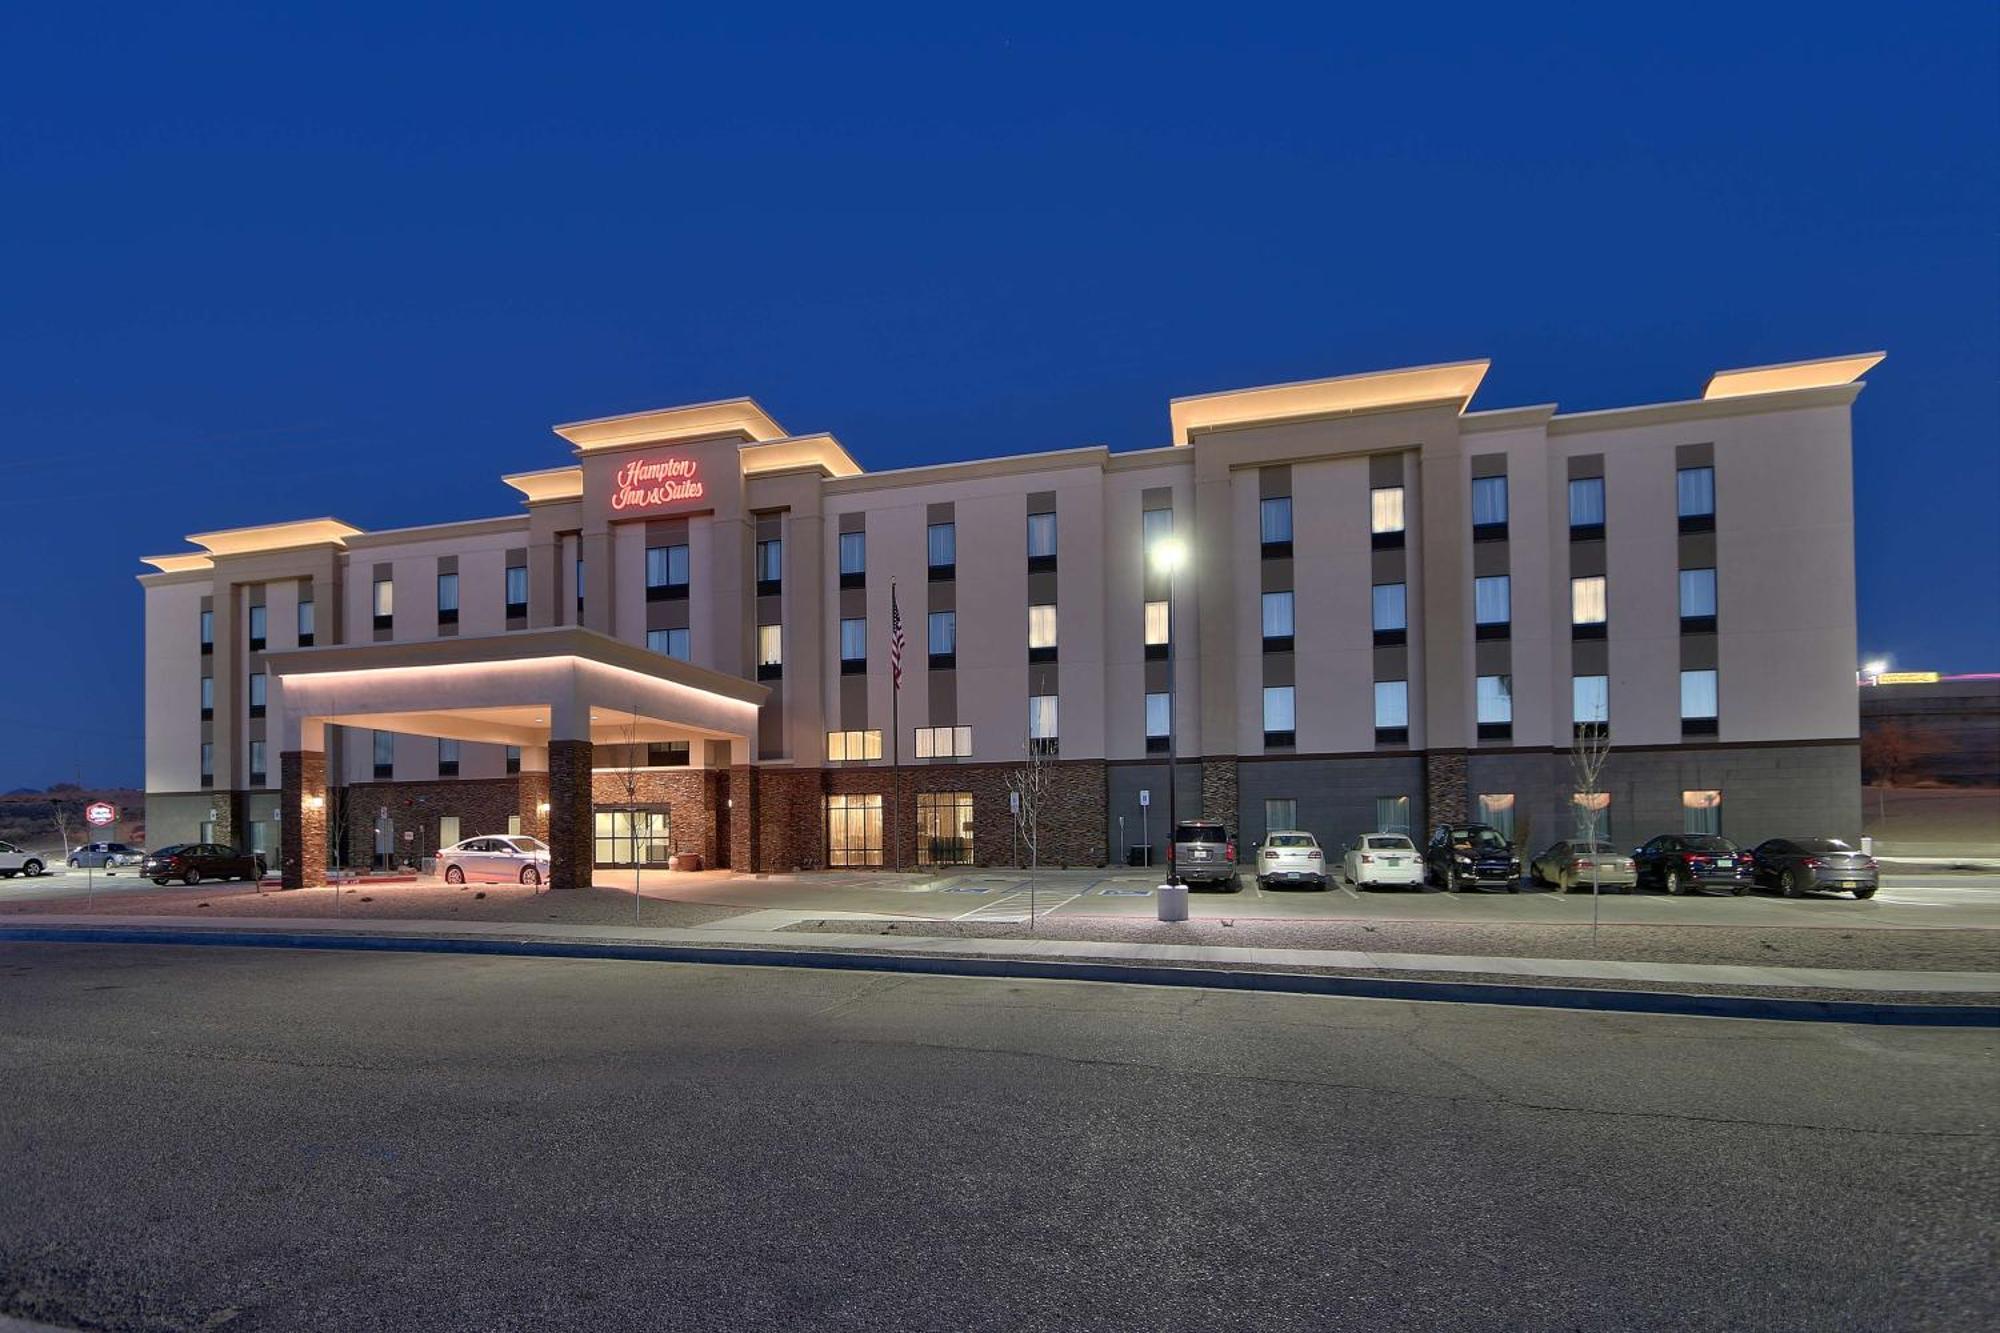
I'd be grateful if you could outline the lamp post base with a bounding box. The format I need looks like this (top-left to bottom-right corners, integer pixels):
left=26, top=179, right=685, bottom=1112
left=1156, top=881, right=1189, bottom=922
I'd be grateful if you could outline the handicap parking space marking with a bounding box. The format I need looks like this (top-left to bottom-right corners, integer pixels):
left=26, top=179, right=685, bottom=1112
left=1097, top=886, right=1153, bottom=897
left=937, top=885, right=992, bottom=894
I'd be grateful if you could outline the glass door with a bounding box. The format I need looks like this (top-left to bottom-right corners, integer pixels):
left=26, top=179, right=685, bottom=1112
left=916, top=792, right=973, bottom=866
left=593, top=809, right=673, bottom=866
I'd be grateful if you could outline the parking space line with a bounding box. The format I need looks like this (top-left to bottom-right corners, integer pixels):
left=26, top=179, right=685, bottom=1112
left=952, top=891, right=1023, bottom=921
left=1035, top=890, right=1086, bottom=918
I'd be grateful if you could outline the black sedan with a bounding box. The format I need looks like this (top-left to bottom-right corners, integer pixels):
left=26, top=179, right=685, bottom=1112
left=1631, top=834, right=1754, bottom=896
left=1750, top=838, right=1879, bottom=899
left=144, top=843, right=267, bottom=886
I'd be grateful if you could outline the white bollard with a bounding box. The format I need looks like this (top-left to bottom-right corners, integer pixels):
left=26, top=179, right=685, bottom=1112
left=1156, top=880, right=1189, bottom=922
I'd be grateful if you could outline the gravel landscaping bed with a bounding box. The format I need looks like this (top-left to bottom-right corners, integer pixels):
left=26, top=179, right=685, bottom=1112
left=0, top=881, right=745, bottom=930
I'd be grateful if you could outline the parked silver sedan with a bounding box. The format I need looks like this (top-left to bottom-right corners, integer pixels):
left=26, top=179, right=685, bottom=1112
left=1529, top=840, right=1637, bottom=893
left=437, top=836, right=552, bottom=886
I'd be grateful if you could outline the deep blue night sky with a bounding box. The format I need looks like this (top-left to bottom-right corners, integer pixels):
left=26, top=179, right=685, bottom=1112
left=2, top=4, right=1994, bottom=789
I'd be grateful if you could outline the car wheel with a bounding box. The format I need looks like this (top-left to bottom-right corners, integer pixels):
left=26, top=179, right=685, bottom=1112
left=1853, top=886, right=1877, bottom=900
left=1228, top=874, right=1243, bottom=893
left=1558, top=872, right=1576, bottom=893
left=520, top=865, right=541, bottom=887
left=153, top=878, right=168, bottom=886
left=22, top=860, right=42, bottom=877
left=1665, top=867, right=1686, bottom=896
left=1731, top=883, right=1749, bottom=897
left=1782, top=868, right=1804, bottom=899
left=183, top=869, right=201, bottom=886
left=445, top=865, right=465, bottom=885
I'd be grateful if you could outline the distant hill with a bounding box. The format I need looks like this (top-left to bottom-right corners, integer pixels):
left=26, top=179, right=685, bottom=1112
left=0, top=787, right=146, bottom=855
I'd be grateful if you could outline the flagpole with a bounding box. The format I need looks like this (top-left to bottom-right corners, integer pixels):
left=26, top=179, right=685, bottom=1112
left=890, top=578, right=902, bottom=874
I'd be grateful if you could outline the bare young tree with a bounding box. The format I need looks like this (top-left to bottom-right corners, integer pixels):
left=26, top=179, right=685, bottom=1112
left=48, top=795, right=76, bottom=864
left=1571, top=721, right=1614, bottom=941
left=611, top=702, right=647, bottom=923
left=1005, top=733, right=1054, bottom=929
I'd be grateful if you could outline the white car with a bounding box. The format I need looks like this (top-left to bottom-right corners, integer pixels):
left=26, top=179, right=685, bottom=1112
left=1342, top=833, right=1424, bottom=889
left=0, top=840, right=47, bottom=879
left=437, top=835, right=552, bottom=886
left=1255, top=831, right=1329, bottom=889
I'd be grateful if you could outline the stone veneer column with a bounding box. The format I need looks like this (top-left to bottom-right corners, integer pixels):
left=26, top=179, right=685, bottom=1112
left=279, top=750, right=327, bottom=890
left=546, top=739, right=595, bottom=889
left=1423, top=750, right=1469, bottom=831
left=1200, top=759, right=1239, bottom=829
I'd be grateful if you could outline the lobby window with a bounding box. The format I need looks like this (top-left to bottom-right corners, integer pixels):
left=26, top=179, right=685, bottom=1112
left=647, top=627, right=690, bottom=661
left=1028, top=694, right=1059, bottom=754
left=1679, top=567, right=1717, bottom=633
left=839, top=530, right=866, bottom=589
left=1264, top=798, right=1298, bottom=836
left=437, top=571, right=460, bottom=626
left=1375, top=795, right=1411, bottom=834
left=1262, top=591, right=1294, bottom=652
left=1471, top=475, right=1509, bottom=541
left=372, top=577, right=394, bottom=631
left=199, top=675, right=214, bottom=721
left=1681, top=669, right=1719, bottom=736
left=840, top=617, right=867, bottom=674
left=503, top=565, right=527, bottom=618
left=1476, top=674, right=1512, bottom=740
left=1370, top=486, right=1405, bottom=549
left=438, top=738, right=459, bottom=777
left=1572, top=792, right=1613, bottom=841
left=647, top=741, right=690, bottom=767
left=1477, top=793, right=1516, bottom=841
left=248, top=740, right=266, bottom=786
left=755, top=538, right=783, bottom=596
left=199, top=609, right=214, bottom=655
left=1027, top=510, right=1057, bottom=572
left=297, top=598, right=314, bottom=647
left=1262, top=685, right=1296, bottom=749
left=1142, top=507, right=1173, bottom=556
left=927, top=522, right=956, bottom=579
left=1569, top=476, right=1606, bottom=540
left=1573, top=674, right=1609, bottom=738
left=200, top=741, right=214, bottom=786
left=915, top=725, right=972, bottom=759
left=1678, top=466, right=1716, bottom=533
left=928, top=610, right=956, bottom=669
left=1027, top=604, right=1057, bottom=663
left=373, top=730, right=394, bottom=779
left=247, top=672, right=266, bottom=719
left=1372, top=582, right=1407, bottom=646
left=1374, top=680, right=1409, bottom=745
left=826, top=730, right=883, bottom=763
left=757, top=624, right=783, bottom=680
left=1683, top=789, right=1723, bottom=836
left=646, top=544, right=689, bottom=601
left=917, top=791, right=974, bottom=867
left=1144, top=600, right=1170, bottom=660
left=1259, top=496, right=1293, bottom=557
left=505, top=745, right=521, bottom=776
left=1474, top=575, right=1511, bottom=639
left=1571, top=575, right=1607, bottom=638
left=248, top=604, right=267, bottom=652
left=826, top=793, right=884, bottom=867
left=1145, top=691, right=1171, bottom=753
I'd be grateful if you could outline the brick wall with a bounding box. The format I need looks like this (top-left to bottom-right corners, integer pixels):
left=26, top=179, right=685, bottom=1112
left=546, top=740, right=593, bottom=889
left=589, top=768, right=714, bottom=860
left=278, top=750, right=326, bottom=889
left=341, top=777, right=520, bottom=866
left=823, top=759, right=1108, bottom=868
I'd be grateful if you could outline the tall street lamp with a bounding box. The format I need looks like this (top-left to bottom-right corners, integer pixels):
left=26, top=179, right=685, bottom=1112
left=1151, top=535, right=1188, bottom=891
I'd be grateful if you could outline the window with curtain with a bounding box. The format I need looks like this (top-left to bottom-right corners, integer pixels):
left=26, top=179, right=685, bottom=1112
left=248, top=740, right=266, bottom=780
left=755, top=539, right=782, bottom=585
left=1027, top=604, right=1057, bottom=650
left=373, top=731, right=393, bottom=776
left=1145, top=692, right=1170, bottom=738
left=200, top=742, right=214, bottom=779
left=914, top=726, right=973, bottom=759
left=927, top=522, right=956, bottom=569
left=373, top=579, right=394, bottom=617
left=1677, top=466, right=1715, bottom=518
left=505, top=565, right=529, bottom=609
left=1370, top=487, right=1405, bottom=534
left=437, top=739, right=459, bottom=776
left=199, top=676, right=213, bottom=714
left=297, top=600, right=314, bottom=642
left=1262, top=686, right=1295, bottom=733
left=1474, top=575, right=1511, bottom=626
left=248, top=604, right=267, bottom=646
left=826, top=794, right=884, bottom=867
left=1259, top=496, right=1293, bottom=546
left=1680, top=669, right=1719, bottom=720
left=247, top=673, right=266, bottom=715
left=825, top=731, right=883, bottom=762
left=1263, top=798, right=1297, bottom=835
left=1375, top=795, right=1411, bottom=833
left=757, top=624, right=783, bottom=667
left=1471, top=476, right=1508, bottom=527
left=436, top=572, right=459, bottom=613
left=1374, top=680, right=1409, bottom=728
left=1573, top=675, right=1609, bottom=724
left=1680, top=567, right=1717, bottom=619
left=1683, top=790, right=1722, bottom=835
left=1569, top=477, right=1605, bottom=529
left=839, top=618, right=867, bottom=662
left=928, top=610, right=955, bottom=656
left=199, top=609, right=214, bottom=647
left=1027, top=511, right=1057, bottom=559
left=1476, top=793, right=1515, bottom=840
left=1372, top=583, right=1407, bottom=631
left=647, top=628, right=690, bottom=660
left=1571, top=576, right=1607, bottom=625
left=1261, top=591, right=1294, bottom=639
left=839, top=530, right=866, bottom=576
left=1144, top=600, right=1170, bottom=646
left=646, top=545, right=689, bottom=589
left=1142, top=507, right=1173, bottom=552
left=1476, top=675, right=1513, bottom=724
left=1572, top=792, right=1613, bottom=840
left=1028, top=694, right=1059, bottom=740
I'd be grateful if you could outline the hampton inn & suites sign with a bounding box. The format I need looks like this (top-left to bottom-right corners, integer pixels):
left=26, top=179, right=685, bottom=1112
left=609, top=456, right=707, bottom=513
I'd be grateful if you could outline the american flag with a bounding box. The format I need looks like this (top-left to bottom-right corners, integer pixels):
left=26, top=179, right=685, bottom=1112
left=889, top=582, right=905, bottom=690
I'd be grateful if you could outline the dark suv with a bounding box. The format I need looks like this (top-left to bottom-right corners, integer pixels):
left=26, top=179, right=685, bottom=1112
left=1632, top=834, right=1753, bottom=896
left=1425, top=824, right=1522, bottom=891
left=1169, top=820, right=1240, bottom=890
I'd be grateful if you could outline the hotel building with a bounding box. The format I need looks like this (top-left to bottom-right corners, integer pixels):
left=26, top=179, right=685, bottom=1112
left=138, top=353, right=1880, bottom=888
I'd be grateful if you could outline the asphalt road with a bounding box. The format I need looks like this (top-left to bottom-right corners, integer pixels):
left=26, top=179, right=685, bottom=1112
left=2, top=944, right=1995, bottom=1332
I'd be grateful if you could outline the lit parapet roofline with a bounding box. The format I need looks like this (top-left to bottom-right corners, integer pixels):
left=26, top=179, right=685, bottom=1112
left=140, top=552, right=215, bottom=574
left=184, top=517, right=363, bottom=557
left=741, top=433, right=864, bottom=479
left=1169, top=359, right=1491, bottom=444
left=1703, top=351, right=1885, bottom=401
left=553, top=397, right=788, bottom=452
left=502, top=466, right=584, bottom=503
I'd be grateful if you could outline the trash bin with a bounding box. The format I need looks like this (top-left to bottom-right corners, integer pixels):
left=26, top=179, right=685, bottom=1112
left=1156, top=880, right=1189, bottom=922
left=1127, top=845, right=1154, bottom=868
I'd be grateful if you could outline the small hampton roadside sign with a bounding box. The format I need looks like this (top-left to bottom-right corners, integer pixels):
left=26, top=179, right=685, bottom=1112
left=85, top=801, right=118, bottom=828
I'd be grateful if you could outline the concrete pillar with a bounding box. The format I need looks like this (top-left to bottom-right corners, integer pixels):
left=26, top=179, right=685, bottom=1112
left=279, top=748, right=328, bottom=890
left=547, top=739, right=595, bottom=889
left=518, top=745, right=550, bottom=842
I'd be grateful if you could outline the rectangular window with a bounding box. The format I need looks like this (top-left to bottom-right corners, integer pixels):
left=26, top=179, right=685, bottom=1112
left=575, top=558, right=585, bottom=613
left=199, top=609, right=214, bottom=652
left=200, top=741, right=214, bottom=783
left=1569, top=476, right=1605, bottom=536
left=1261, top=685, right=1295, bottom=747
left=505, top=745, right=521, bottom=775
left=838, top=530, right=866, bottom=587
left=647, top=627, right=691, bottom=661
left=927, top=610, right=956, bottom=668
left=437, top=572, right=460, bottom=624
left=646, top=544, right=690, bottom=599
left=1679, top=567, right=1717, bottom=630
left=1474, top=575, right=1510, bottom=636
left=916, top=791, right=974, bottom=867
left=1144, top=600, right=1170, bottom=657
left=1375, top=795, right=1411, bottom=834
left=914, top=725, right=973, bottom=759
left=1681, top=669, right=1719, bottom=734
left=296, top=599, right=315, bottom=646
left=503, top=565, right=527, bottom=616
left=1027, top=604, right=1057, bottom=660
left=1682, top=790, right=1722, bottom=836
left=1374, top=680, right=1409, bottom=743
left=1471, top=475, right=1508, bottom=538
left=1372, top=582, right=1407, bottom=646
left=372, top=731, right=394, bottom=778
left=1027, top=511, right=1057, bottom=567
left=1142, top=507, right=1173, bottom=554
left=927, top=522, right=956, bottom=576
left=437, top=738, right=459, bottom=777
left=248, top=740, right=266, bottom=783
left=1571, top=575, right=1607, bottom=636
left=1259, top=496, right=1293, bottom=554
left=826, top=793, right=884, bottom=867
left=755, top=538, right=782, bottom=593
left=247, top=672, right=266, bottom=718
left=1476, top=675, right=1512, bottom=739
left=825, top=730, right=884, bottom=762
left=1261, top=590, right=1294, bottom=649
left=1370, top=486, right=1405, bottom=548
left=1145, top=691, right=1171, bottom=751
left=1572, top=792, right=1613, bottom=841
left=247, top=604, right=267, bottom=650
left=840, top=617, right=867, bottom=672
left=1678, top=465, right=1716, bottom=531
left=1263, top=798, right=1297, bottom=836
left=1477, top=793, right=1516, bottom=841
left=757, top=624, right=783, bottom=679
left=1028, top=694, right=1059, bottom=750
left=372, top=578, right=394, bottom=627
left=1573, top=675, right=1609, bottom=733
left=438, top=815, right=461, bottom=849
left=199, top=675, right=214, bottom=719
left=647, top=741, right=690, bottom=767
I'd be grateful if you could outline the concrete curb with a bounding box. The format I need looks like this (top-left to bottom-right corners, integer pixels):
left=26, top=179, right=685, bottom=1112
left=5, top=923, right=1996, bottom=1028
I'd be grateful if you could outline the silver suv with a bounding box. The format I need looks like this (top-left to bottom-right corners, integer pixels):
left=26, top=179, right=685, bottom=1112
left=1170, top=820, right=1240, bottom=890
